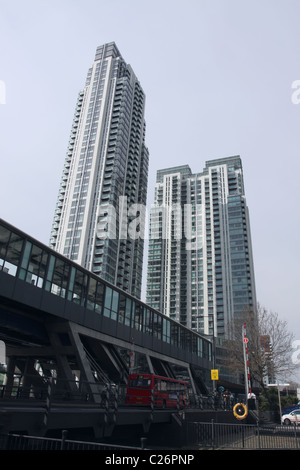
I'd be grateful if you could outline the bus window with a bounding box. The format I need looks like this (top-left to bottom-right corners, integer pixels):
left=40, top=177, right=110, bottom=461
left=126, top=373, right=188, bottom=409
left=129, top=375, right=151, bottom=388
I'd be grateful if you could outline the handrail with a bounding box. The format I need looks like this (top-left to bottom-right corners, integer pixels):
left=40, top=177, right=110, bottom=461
left=0, top=371, right=233, bottom=411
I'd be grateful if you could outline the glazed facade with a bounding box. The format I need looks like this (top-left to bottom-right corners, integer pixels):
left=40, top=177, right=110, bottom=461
left=146, top=156, right=256, bottom=339
left=50, top=43, right=148, bottom=299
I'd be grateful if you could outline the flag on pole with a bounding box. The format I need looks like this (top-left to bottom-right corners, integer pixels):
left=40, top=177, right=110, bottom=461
left=242, top=323, right=251, bottom=398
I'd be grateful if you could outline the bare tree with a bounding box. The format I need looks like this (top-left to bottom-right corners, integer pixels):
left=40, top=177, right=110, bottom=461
left=226, top=304, right=297, bottom=391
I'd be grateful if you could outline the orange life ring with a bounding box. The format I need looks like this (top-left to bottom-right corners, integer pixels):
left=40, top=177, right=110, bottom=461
left=233, top=402, right=248, bottom=420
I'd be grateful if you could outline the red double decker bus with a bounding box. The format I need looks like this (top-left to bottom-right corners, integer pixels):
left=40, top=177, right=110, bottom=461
left=126, top=373, right=189, bottom=409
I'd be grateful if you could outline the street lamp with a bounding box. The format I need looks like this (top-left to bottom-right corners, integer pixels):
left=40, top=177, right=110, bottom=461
left=267, top=383, right=290, bottom=422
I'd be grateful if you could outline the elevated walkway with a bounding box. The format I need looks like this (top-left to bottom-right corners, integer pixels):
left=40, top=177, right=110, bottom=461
left=0, top=218, right=216, bottom=437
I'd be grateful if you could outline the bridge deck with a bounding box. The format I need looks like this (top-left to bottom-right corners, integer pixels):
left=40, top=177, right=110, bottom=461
left=0, top=218, right=216, bottom=437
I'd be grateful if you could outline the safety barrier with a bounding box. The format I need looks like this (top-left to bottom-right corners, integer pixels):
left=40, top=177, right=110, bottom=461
left=187, top=420, right=300, bottom=449
left=0, top=431, right=147, bottom=450
left=0, top=372, right=235, bottom=412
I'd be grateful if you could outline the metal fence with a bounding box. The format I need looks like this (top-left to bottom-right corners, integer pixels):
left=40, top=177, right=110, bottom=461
left=0, top=372, right=234, bottom=412
left=0, top=432, right=147, bottom=451
left=2, top=424, right=300, bottom=450
left=187, top=420, right=300, bottom=449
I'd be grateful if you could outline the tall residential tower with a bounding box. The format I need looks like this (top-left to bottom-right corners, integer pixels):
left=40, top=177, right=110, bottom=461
left=50, top=42, right=149, bottom=298
left=146, top=156, right=256, bottom=339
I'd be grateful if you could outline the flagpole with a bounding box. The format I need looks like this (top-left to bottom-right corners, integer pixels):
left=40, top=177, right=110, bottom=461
left=242, top=323, right=250, bottom=402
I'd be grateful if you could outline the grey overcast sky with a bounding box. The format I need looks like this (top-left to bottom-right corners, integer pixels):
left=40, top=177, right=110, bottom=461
left=0, top=0, right=300, bottom=371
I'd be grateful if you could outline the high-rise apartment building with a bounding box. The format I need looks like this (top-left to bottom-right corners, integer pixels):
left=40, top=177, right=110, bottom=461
left=146, top=156, right=256, bottom=338
left=50, top=42, right=149, bottom=298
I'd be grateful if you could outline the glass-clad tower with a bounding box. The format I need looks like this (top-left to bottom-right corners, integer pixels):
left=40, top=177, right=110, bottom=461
left=146, top=156, right=256, bottom=338
left=50, top=42, right=149, bottom=299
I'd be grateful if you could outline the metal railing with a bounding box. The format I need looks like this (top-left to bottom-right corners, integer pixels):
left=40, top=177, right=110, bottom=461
left=2, top=423, right=300, bottom=450
left=0, top=372, right=232, bottom=412
left=0, top=373, right=121, bottom=404
left=187, top=420, right=300, bottom=450
left=0, top=431, right=148, bottom=451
